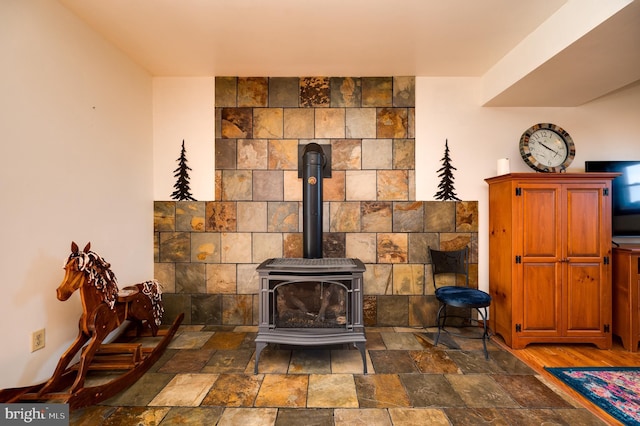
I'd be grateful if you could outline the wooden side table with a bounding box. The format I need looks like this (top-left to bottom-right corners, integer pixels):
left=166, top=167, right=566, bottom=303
left=612, top=245, right=640, bottom=351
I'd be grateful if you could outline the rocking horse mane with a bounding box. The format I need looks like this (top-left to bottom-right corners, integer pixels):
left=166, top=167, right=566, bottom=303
left=140, top=280, right=165, bottom=326
left=67, top=243, right=119, bottom=309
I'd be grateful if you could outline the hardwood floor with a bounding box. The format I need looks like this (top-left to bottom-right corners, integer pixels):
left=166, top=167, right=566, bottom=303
left=493, top=334, right=640, bottom=425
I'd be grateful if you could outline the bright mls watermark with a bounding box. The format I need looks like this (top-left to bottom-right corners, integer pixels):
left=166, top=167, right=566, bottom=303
left=0, top=404, right=68, bottom=425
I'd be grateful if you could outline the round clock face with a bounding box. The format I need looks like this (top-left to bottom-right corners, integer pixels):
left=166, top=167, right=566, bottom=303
left=519, top=123, right=575, bottom=172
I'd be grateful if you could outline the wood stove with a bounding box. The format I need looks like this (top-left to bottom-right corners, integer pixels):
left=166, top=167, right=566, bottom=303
left=254, top=143, right=367, bottom=374
left=254, top=257, right=367, bottom=374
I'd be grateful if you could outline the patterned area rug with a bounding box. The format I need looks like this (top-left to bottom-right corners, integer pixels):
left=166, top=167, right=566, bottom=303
left=545, top=367, right=640, bottom=425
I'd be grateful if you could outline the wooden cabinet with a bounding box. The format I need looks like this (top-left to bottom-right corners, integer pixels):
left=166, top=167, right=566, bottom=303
left=612, top=245, right=640, bottom=351
left=485, top=173, right=618, bottom=349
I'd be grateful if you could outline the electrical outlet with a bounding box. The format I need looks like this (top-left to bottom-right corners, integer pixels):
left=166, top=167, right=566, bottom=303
left=31, top=329, right=45, bottom=352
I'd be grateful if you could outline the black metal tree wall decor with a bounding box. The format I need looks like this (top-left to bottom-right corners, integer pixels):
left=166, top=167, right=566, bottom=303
left=171, top=139, right=196, bottom=201
left=434, top=139, right=461, bottom=201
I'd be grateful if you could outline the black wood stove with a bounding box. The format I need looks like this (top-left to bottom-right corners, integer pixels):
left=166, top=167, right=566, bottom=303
left=254, top=143, right=367, bottom=374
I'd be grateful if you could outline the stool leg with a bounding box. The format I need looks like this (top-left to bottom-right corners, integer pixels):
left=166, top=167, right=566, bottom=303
left=434, top=304, right=446, bottom=347
left=478, top=307, right=489, bottom=360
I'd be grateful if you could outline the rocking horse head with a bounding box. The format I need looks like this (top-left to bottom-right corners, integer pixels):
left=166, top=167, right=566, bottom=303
left=57, top=242, right=119, bottom=309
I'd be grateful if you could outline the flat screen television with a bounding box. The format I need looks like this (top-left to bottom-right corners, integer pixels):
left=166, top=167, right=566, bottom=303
left=585, top=160, right=640, bottom=237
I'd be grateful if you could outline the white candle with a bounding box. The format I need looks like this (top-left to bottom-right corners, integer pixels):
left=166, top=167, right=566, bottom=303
left=497, top=158, right=510, bottom=175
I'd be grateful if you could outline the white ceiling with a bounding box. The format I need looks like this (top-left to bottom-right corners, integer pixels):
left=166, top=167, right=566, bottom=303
left=59, top=0, right=640, bottom=106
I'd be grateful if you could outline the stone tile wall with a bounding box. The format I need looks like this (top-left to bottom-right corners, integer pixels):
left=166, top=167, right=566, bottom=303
left=154, top=76, right=478, bottom=327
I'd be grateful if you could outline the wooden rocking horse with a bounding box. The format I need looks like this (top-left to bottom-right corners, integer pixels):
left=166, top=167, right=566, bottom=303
left=0, top=242, right=183, bottom=410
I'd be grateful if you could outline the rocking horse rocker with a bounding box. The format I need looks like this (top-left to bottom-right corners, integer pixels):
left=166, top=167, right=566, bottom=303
left=0, top=242, right=183, bottom=410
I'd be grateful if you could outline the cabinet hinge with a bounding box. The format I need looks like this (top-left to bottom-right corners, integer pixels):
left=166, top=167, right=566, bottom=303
left=604, top=256, right=610, bottom=265
left=604, top=188, right=609, bottom=196
left=515, top=255, right=522, bottom=264
left=515, top=187, right=522, bottom=196
left=604, top=324, right=610, bottom=333
left=516, top=324, right=522, bottom=332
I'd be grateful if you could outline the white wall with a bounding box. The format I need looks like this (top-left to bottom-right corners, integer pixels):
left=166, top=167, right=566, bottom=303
left=416, top=77, right=640, bottom=291
left=0, top=0, right=153, bottom=388
left=153, top=78, right=215, bottom=201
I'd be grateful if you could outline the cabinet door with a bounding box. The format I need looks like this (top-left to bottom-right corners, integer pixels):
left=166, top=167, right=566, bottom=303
left=515, top=184, right=562, bottom=337
left=563, top=185, right=610, bottom=335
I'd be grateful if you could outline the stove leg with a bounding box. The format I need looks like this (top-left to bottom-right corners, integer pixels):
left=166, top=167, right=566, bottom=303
left=254, top=342, right=267, bottom=374
left=355, top=342, right=367, bottom=374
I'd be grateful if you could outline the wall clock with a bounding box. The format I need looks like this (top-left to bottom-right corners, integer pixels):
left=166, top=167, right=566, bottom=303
left=519, top=123, right=575, bottom=172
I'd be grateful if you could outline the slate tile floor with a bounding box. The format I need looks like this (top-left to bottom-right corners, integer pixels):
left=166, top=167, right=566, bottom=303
left=70, top=326, right=605, bottom=425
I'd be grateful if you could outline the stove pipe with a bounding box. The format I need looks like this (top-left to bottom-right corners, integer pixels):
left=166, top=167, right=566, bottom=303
left=302, top=143, right=325, bottom=258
